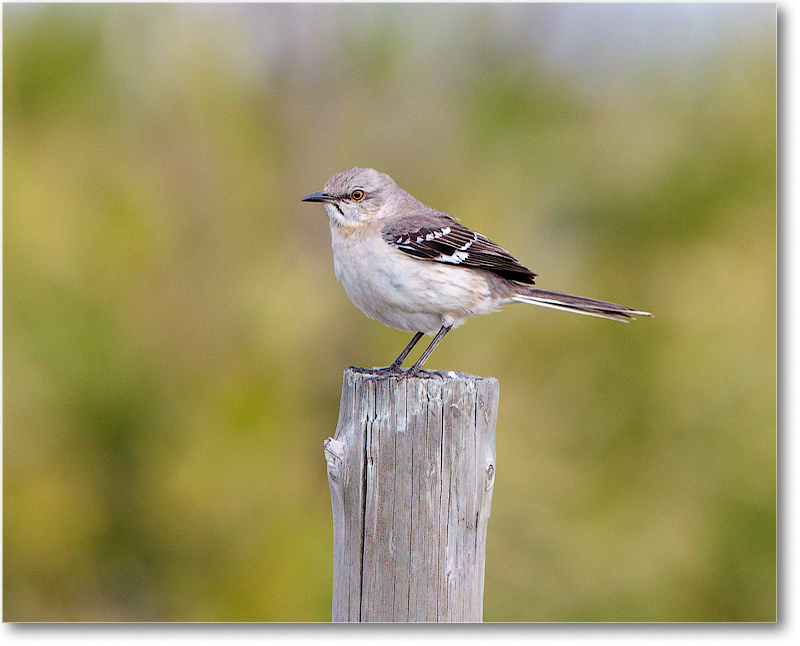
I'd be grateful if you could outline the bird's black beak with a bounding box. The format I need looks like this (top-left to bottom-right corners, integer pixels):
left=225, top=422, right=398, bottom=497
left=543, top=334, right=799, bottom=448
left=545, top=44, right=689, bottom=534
left=301, top=191, right=335, bottom=203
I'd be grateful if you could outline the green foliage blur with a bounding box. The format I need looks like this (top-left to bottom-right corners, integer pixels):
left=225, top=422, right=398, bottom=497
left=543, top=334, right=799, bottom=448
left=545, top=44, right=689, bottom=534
left=4, top=4, right=775, bottom=622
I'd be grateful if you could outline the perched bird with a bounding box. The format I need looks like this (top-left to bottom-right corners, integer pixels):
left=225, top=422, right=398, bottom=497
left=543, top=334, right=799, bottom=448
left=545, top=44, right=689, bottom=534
left=302, top=167, right=650, bottom=375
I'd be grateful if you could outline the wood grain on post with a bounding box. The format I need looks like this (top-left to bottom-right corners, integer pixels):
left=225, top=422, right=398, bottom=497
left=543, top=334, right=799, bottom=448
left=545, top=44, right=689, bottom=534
left=324, top=367, right=498, bottom=622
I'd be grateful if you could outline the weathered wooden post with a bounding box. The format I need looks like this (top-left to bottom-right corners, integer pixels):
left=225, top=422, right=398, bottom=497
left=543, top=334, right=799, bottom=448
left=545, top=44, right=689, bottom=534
left=324, top=367, right=498, bottom=622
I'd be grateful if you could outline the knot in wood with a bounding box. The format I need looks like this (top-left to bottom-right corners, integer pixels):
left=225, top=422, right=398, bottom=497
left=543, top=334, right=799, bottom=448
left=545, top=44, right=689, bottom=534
left=484, top=463, right=495, bottom=490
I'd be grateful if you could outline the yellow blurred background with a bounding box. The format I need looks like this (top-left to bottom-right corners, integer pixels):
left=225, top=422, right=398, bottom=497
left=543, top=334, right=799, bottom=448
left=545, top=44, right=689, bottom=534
left=3, top=4, right=775, bottom=621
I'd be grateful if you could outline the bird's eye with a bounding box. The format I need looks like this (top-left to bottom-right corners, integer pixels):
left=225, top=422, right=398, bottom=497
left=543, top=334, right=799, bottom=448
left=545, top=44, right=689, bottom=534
left=351, top=189, right=364, bottom=201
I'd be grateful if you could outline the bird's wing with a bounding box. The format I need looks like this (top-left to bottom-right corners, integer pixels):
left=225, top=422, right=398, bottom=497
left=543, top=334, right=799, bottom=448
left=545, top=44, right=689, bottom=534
left=381, top=212, right=537, bottom=284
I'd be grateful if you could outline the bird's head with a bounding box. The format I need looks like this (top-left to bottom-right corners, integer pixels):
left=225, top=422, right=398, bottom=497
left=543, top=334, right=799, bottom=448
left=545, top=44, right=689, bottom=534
left=302, top=167, right=402, bottom=228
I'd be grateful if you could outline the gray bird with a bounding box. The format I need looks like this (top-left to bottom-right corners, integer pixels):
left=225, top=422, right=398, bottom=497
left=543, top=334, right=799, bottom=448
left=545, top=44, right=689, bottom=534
left=303, top=167, right=651, bottom=375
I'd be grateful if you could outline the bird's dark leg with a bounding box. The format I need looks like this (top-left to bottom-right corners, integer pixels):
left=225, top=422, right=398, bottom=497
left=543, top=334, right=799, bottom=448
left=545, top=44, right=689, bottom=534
left=407, top=325, right=452, bottom=375
left=387, top=331, right=425, bottom=371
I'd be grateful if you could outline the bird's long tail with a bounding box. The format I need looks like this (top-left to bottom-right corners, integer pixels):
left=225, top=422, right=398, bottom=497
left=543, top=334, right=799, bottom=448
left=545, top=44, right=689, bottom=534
left=512, top=287, right=651, bottom=322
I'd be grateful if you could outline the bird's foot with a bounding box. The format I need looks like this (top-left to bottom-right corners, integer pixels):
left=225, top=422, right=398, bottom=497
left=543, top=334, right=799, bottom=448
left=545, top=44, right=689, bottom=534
left=349, top=364, right=404, bottom=376
left=348, top=364, right=438, bottom=378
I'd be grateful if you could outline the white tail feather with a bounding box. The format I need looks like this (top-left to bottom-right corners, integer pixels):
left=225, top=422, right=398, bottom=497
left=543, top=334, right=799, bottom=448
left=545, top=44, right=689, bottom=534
left=512, top=289, right=652, bottom=323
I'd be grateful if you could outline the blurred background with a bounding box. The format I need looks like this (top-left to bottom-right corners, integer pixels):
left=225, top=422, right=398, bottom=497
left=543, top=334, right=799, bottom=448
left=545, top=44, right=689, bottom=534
left=3, top=3, right=775, bottom=622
